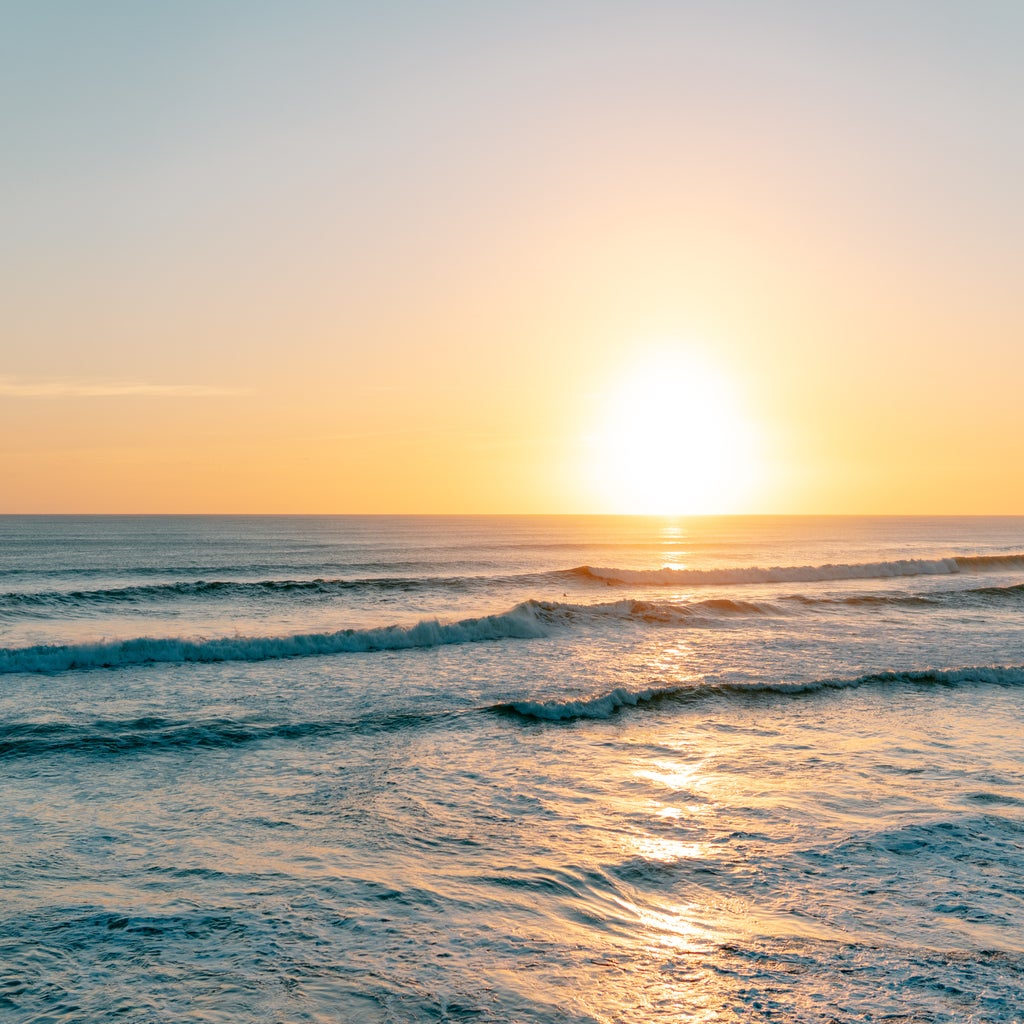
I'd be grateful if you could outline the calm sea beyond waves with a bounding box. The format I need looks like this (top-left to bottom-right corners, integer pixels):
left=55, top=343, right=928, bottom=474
left=2, top=515, right=1023, bottom=1022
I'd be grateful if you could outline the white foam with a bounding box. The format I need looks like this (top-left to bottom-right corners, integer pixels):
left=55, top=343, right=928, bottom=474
left=581, top=553, right=1024, bottom=587
left=499, top=665, right=1024, bottom=721
left=0, top=603, right=548, bottom=674
left=504, top=684, right=688, bottom=721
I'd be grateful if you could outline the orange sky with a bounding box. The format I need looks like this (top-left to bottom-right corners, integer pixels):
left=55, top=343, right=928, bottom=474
left=3, top=3, right=1023, bottom=513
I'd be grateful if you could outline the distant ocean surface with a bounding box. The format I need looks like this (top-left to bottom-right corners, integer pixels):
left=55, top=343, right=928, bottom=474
left=2, top=514, right=1023, bottom=1023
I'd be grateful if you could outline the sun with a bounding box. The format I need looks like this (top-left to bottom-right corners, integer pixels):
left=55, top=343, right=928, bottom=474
left=585, top=345, right=763, bottom=515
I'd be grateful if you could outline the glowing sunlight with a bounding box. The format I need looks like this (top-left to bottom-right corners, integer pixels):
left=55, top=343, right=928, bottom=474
left=586, top=347, right=763, bottom=515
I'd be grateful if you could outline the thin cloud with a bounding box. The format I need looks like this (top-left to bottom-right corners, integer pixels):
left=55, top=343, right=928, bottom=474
left=0, top=377, right=239, bottom=398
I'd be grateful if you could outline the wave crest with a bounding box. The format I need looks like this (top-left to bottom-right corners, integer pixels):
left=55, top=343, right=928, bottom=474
left=0, top=604, right=548, bottom=675
left=0, top=711, right=443, bottom=760
left=493, top=685, right=688, bottom=721
left=0, top=596, right=785, bottom=675
left=575, top=553, right=1024, bottom=587
left=493, top=665, right=1024, bottom=722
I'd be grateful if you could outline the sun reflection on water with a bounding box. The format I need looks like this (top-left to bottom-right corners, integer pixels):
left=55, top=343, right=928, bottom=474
left=636, top=902, right=717, bottom=954
left=634, top=759, right=706, bottom=794
left=658, top=520, right=691, bottom=570
left=632, top=835, right=706, bottom=863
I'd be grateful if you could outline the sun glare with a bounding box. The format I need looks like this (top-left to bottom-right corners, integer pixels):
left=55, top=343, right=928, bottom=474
left=586, top=346, right=762, bottom=515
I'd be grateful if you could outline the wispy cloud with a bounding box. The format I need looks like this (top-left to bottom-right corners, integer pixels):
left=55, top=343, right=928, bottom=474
left=0, top=377, right=239, bottom=398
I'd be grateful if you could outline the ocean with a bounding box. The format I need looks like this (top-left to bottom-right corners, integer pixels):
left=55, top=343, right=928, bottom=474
left=2, top=514, right=1022, bottom=1023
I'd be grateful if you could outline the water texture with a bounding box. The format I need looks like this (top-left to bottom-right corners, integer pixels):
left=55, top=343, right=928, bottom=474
left=2, top=515, right=1023, bottom=1022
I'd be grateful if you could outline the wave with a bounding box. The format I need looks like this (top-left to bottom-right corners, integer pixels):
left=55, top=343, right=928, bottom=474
left=0, top=597, right=783, bottom=675
left=11, top=576, right=1024, bottom=675
left=493, top=665, right=1024, bottom=722
left=0, top=559, right=464, bottom=581
left=0, top=575, right=479, bottom=613
left=0, top=570, right=584, bottom=617
left=6, top=665, right=1021, bottom=759
left=7, top=571, right=1024, bottom=674
left=493, top=684, right=690, bottom=721
left=785, top=581, right=1024, bottom=610
left=575, top=553, right=1024, bottom=587
left=6, top=553, right=1022, bottom=619
left=0, top=711, right=447, bottom=760
left=0, top=605, right=549, bottom=674
left=531, top=597, right=777, bottom=628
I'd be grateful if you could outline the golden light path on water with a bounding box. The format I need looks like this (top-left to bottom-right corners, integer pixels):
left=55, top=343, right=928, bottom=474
left=4, top=516, right=1024, bottom=1021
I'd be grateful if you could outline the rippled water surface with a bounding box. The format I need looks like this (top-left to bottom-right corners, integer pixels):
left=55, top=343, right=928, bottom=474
left=2, top=515, right=1023, bottom=1022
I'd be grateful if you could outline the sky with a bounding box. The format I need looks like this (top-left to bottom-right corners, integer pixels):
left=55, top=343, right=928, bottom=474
left=2, top=1, right=1022, bottom=514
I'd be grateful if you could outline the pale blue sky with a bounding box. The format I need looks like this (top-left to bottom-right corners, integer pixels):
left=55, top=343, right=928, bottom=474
left=3, top=1, right=1023, bottom=511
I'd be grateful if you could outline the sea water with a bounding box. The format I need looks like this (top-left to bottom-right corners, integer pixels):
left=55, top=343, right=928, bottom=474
left=2, top=515, right=1022, bottom=1023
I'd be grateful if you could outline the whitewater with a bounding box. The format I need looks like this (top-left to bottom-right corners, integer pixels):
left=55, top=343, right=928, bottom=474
left=2, top=515, right=1023, bottom=1022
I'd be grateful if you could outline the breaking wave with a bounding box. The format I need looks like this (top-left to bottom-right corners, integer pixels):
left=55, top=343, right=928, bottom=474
left=7, top=570, right=1024, bottom=675
left=493, top=684, right=689, bottom=721
left=0, top=604, right=549, bottom=674
left=8, top=575, right=1024, bottom=675
left=0, top=597, right=782, bottom=675
left=575, top=553, right=1024, bottom=587
left=785, top=581, right=1024, bottom=610
left=5, top=554, right=1022, bottom=624
left=493, top=665, right=1024, bottom=722
left=5, top=665, right=1022, bottom=759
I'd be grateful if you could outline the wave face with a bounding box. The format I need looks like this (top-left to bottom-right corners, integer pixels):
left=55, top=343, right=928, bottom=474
left=0, top=576, right=463, bottom=612
left=8, top=665, right=1021, bottom=762
left=0, top=596, right=769, bottom=675
left=0, top=603, right=550, bottom=674
left=0, top=711, right=445, bottom=760
left=785, top=580, right=1024, bottom=610
left=6, top=576, right=1024, bottom=675
left=0, top=572, right=560, bottom=616
left=5, top=552, right=1022, bottom=620
left=0, top=577, right=782, bottom=625
left=576, top=552, right=1024, bottom=587
left=493, top=665, right=1024, bottom=721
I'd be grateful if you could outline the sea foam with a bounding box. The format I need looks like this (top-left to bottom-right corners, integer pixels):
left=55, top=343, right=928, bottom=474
left=0, top=597, right=783, bottom=674
left=0, top=604, right=548, bottom=674
left=495, top=665, right=1024, bottom=721
left=576, top=553, right=1024, bottom=587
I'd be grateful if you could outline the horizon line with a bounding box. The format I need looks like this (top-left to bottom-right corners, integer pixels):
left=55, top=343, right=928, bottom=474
left=2, top=511, right=1023, bottom=519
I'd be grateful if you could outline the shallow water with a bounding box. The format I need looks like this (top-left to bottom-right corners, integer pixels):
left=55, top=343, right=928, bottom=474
left=2, top=515, right=1023, bottom=1022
